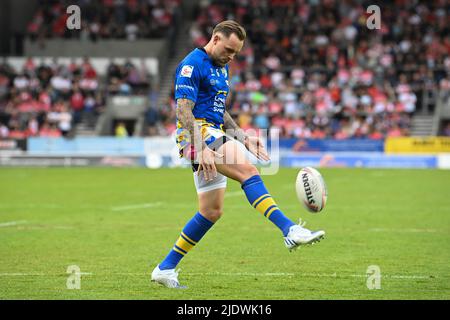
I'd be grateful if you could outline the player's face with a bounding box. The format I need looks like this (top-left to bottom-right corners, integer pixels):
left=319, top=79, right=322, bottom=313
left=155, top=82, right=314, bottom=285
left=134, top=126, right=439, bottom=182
left=211, top=33, right=244, bottom=67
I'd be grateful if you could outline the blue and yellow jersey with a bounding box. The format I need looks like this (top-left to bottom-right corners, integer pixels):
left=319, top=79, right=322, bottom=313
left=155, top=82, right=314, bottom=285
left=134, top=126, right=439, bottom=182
left=174, top=48, right=230, bottom=152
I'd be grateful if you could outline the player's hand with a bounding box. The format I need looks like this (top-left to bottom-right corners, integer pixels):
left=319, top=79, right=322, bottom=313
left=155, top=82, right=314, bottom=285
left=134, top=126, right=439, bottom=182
left=244, top=136, right=270, bottom=162
left=197, top=147, right=223, bottom=181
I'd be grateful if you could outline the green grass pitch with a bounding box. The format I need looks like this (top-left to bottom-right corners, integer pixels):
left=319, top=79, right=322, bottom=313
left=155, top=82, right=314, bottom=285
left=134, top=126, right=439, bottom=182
left=0, top=167, right=449, bottom=299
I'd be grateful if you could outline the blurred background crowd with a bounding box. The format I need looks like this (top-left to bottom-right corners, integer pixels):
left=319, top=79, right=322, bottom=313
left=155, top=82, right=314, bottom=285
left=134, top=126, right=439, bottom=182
left=0, top=0, right=448, bottom=139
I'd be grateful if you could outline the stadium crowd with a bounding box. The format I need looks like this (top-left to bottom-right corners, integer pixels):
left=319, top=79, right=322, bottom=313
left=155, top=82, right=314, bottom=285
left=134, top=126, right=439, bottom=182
left=3, top=0, right=448, bottom=140
left=27, top=0, right=181, bottom=42
left=186, top=0, right=449, bottom=139
left=0, top=57, right=151, bottom=138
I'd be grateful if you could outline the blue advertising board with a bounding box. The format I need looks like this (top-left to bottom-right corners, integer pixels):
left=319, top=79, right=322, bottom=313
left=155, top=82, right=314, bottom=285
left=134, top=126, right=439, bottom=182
left=28, top=137, right=146, bottom=155
left=280, top=153, right=437, bottom=169
left=269, top=139, right=384, bottom=152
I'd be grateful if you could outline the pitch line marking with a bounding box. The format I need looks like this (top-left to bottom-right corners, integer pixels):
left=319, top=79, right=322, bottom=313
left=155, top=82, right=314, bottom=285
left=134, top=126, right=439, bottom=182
left=0, top=272, right=92, bottom=276
left=0, top=273, right=46, bottom=276
left=369, top=228, right=437, bottom=233
left=0, top=220, right=28, bottom=228
left=184, top=272, right=433, bottom=279
left=0, top=271, right=436, bottom=280
left=111, top=202, right=163, bottom=211
left=224, top=191, right=243, bottom=198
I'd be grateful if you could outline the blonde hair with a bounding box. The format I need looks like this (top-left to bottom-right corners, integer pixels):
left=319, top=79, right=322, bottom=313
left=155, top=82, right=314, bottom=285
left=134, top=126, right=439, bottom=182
left=212, top=20, right=246, bottom=41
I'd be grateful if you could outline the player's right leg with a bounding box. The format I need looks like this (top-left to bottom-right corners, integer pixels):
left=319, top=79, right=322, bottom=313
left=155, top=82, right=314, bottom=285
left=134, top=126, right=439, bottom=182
left=151, top=208, right=215, bottom=289
left=215, top=140, right=325, bottom=251
left=152, top=164, right=226, bottom=288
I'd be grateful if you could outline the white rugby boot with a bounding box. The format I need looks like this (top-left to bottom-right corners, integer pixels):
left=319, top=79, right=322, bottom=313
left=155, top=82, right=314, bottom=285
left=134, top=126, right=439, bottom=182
left=151, top=265, right=187, bottom=289
left=284, top=219, right=325, bottom=251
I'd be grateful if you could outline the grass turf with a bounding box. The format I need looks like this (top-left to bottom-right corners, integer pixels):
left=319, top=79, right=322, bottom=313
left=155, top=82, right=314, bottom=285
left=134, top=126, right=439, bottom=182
left=0, top=167, right=449, bottom=299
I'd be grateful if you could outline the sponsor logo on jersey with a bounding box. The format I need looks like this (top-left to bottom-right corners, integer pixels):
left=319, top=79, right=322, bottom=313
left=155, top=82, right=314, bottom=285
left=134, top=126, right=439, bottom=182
left=176, top=84, right=195, bottom=91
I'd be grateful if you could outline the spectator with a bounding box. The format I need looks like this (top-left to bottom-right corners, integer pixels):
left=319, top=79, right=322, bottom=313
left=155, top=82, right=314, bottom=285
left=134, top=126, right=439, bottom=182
left=254, top=106, right=270, bottom=130
left=58, top=105, right=73, bottom=137
left=0, top=123, right=9, bottom=138
left=115, top=122, right=129, bottom=137
left=442, top=122, right=450, bottom=137
left=70, top=87, right=84, bottom=124
left=39, top=121, right=62, bottom=137
left=145, top=106, right=160, bottom=136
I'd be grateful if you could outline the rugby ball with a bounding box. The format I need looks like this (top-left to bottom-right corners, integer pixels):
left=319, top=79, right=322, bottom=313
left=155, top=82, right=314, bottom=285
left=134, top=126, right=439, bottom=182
left=295, top=167, right=328, bottom=213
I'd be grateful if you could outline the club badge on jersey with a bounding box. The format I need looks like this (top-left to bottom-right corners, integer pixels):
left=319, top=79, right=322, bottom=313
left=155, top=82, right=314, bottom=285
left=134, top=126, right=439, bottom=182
left=180, top=65, right=194, bottom=78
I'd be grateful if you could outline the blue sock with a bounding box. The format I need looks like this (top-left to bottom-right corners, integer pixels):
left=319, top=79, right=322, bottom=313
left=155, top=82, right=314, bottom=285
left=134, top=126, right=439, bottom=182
left=159, top=212, right=214, bottom=270
left=241, top=175, right=295, bottom=236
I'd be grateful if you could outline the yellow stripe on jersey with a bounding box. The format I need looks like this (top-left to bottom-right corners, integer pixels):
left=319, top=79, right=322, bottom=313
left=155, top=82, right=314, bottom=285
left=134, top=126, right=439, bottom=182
left=195, top=118, right=214, bottom=127
left=216, top=90, right=228, bottom=96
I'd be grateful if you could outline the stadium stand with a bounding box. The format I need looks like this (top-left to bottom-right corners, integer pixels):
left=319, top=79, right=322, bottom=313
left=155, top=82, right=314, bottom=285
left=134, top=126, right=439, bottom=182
left=186, top=0, right=449, bottom=139
left=0, top=56, right=156, bottom=138
left=0, top=0, right=448, bottom=140
left=27, top=0, right=181, bottom=41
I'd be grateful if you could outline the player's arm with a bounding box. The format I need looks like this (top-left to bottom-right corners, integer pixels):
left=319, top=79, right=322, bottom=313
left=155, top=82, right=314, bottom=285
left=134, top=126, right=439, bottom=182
left=223, top=110, right=270, bottom=161
left=223, top=70, right=247, bottom=144
left=223, top=110, right=247, bottom=144
left=223, top=67, right=269, bottom=161
left=176, top=98, right=222, bottom=181
left=176, top=98, right=208, bottom=152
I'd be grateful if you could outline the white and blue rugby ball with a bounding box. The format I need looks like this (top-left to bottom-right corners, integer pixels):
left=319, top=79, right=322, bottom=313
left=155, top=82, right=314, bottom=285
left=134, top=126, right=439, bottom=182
left=295, top=167, right=328, bottom=213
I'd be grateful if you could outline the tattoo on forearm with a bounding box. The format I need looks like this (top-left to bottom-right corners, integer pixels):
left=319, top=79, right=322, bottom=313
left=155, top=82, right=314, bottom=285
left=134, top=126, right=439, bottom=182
left=176, top=98, right=207, bottom=151
left=223, top=111, right=246, bottom=143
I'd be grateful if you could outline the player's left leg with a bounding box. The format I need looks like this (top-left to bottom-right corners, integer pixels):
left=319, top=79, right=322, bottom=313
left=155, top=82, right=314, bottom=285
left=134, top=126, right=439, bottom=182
left=215, top=140, right=325, bottom=250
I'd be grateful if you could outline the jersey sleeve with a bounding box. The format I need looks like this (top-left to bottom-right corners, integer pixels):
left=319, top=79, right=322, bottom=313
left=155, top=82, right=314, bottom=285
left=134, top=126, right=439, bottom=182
left=174, top=58, right=201, bottom=103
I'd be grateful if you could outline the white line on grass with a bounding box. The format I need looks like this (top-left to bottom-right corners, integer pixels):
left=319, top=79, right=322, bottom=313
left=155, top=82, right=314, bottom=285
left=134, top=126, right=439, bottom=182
left=0, top=273, right=46, bottom=276
left=369, top=228, right=437, bottom=233
left=111, top=202, right=163, bottom=211
left=0, top=272, right=433, bottom=280
left=0, top=220, right=28, bottom=228
left=224, top=191, right=243, bottom=198
left=184, top=272, right=432, bottom=279
left=0, top=272, right=92, bottom=276
left=15, top=225, right=75, bottom=230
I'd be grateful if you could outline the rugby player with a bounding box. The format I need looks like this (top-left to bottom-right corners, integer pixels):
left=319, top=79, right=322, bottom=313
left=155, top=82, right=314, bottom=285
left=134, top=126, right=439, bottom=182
left=152, top=20, right=325, bottom=288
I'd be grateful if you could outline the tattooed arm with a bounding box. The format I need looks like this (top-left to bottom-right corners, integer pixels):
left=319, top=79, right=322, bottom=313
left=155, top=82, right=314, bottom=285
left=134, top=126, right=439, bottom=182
left=176, top=98, right=208, bottom=152
left=223, top=111, right=247, bottom=144
left=176, top=98, right=221, bottom=180
left=223, top=110, right=270, bottom=162
left=223, top=69, right=246, bottom=143
left=223, top=78, right=249, bottom=145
